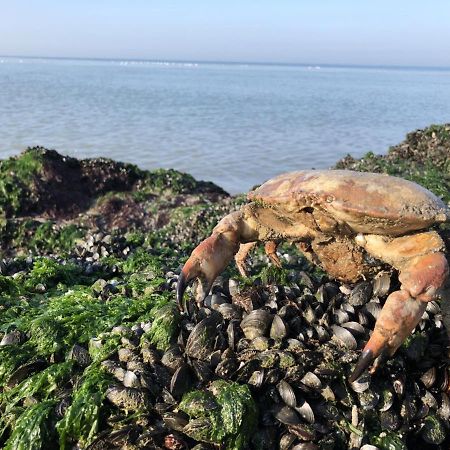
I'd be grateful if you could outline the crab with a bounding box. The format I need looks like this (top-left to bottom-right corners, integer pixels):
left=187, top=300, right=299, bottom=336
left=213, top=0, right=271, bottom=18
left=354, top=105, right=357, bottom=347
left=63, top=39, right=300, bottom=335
left=176, top=170, right=449, bottom=381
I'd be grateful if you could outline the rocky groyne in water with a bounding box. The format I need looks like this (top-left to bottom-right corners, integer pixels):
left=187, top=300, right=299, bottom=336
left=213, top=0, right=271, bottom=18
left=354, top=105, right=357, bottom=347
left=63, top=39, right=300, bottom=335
left=0, top=124, right=449, bottom=449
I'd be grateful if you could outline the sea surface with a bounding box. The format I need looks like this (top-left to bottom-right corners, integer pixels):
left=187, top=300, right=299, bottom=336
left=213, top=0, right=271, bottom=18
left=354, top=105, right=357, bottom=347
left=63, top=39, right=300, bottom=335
left=1, top=57, right=450, bottom=194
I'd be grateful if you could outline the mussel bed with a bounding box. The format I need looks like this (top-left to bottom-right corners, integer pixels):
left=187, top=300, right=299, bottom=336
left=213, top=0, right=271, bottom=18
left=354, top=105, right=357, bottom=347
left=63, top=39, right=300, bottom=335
left=1, top=243, right=449, bottom=450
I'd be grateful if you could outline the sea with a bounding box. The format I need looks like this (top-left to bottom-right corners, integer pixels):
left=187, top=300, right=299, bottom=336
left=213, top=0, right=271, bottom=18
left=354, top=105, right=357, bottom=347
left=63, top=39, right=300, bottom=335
left=1, top=57, right=450, bottom=194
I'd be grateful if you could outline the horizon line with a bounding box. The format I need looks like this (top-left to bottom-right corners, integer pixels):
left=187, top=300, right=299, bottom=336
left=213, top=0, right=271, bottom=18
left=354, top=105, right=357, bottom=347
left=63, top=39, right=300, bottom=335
left=1, top=53, right=450, bottom=71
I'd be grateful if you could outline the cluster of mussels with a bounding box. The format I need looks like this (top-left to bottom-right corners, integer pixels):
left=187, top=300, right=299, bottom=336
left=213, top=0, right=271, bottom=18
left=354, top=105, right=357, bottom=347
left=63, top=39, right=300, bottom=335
left=80, top=254, right=450, bottom=450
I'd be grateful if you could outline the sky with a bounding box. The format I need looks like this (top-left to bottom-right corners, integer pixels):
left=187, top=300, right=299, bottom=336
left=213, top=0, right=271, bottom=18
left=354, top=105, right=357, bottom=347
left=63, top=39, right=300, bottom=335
left=1, top=0, right=450, bottom=67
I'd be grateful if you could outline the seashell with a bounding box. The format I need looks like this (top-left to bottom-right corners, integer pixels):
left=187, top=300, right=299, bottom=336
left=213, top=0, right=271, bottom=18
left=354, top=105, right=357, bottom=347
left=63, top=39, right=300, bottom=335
left=170, top=364, right=194, bottom=398
left=331, top=325, right=357, bottom=350
left=393, top=376, right=405, bottom=396
left=279, top=433, right=296, bottom=450
left=291, top=443, right=319, bottom=450
left=216, top=303, right=242, bottom=320
left=270, top=315, right=288, bottom=341
left=341, top=321, right=366, bottom=337
left=101, top=360, right=126, bottom=382
left=278, top=380, right=297, bottom=407
left=333, top=309, right=350, bottom=324
left=106, top=385, right=149, bottom=411
left=251, top=336, right=270, bottom=351
left=422, top=390, right=438, bottom=409
left=426, top=300, right=440, bottom=315
left=6, top=359, right=47, bottom=388
left=363, top=302, right=382, bottom=320
left=301, top=372, right=322, bottom=390
left=438, top=393, right=450, bottom=420
left=379, top=410, right=400, bottom=431
left=0, top=330, right=24, bottom=346
left=241, top=310, right=272, bottom=340
left=123, top=370, right=140, bottom=388
left=357, top=310, right=371, bottom=327
left=161, top=346, right=185, bottom=371
left=205, top=293, right=228, bottom=308
left=359, top=389, right=380, bottom=409
left=117, top=348, right=135, bottom=363
left=228, top=278, right=239, bottom=296
left=189, top=359, right=212, bottom=383
left=350, top=372, right=370, bottom=393
left=215, top=356, right=239, bottom=378
left=141, top=346, right=160, bottom=365
left=162, top=411, right=189, bottom=432
left=400, top=396, right=417, bottom=421
left=248, top=370, right=265, bottom=388
left=295, top=398, right=315, bottom=424
left=68, top=344, right=92, bottom=367
left=378, top=387, right=395, bottom=412
left=185, top=315, right=220, bottom=360
left=314, top=325, right=330, bottom=343
left=372, top=271, right=391, bottom=298
left=348, top=281, right=373, bottom=306
left=126, top=359, right=145, bottom=372
left=274, top=405, right=301, bottom=425
left=287, top=423, right=316, bottom=441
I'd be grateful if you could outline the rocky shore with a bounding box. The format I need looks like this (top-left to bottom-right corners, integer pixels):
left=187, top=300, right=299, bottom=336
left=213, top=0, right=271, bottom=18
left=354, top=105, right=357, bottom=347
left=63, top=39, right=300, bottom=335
left=0, top=124, right=449, bottom=450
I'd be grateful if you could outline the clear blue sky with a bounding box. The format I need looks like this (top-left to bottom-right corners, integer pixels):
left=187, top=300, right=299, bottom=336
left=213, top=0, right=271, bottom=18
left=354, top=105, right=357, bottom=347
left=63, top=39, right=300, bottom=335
left=1, top=0, right=450, bottom=66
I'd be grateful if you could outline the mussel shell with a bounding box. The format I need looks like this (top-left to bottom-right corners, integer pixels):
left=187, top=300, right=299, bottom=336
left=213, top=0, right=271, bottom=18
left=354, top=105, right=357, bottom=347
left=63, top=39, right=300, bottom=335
left=241, top=310, right=273, bottom=340
left=341, top=321, right=366, bottom=337
left=379, top=410, right=400, bottom=431
left=162, top=411, right=189, bottom=432
left=372, top=271, right=391, bottom=298
left=295, top=398, right=315, bottom=424
left=161, top=346, right=185, bottom=371
left=274, top=405, right=301, bottom=425
left=170, top=364, right=194, bottom=398
left=350, top=373, right=370, bottom=393
left=185, top=315, right=220, bottom=360
left=270, top=315, right=288, bottom=341
left=106, top=385, right=149, bottom=411
left=7, top=359, right=47, bottom=388
left=348, top=281, right=373, bottom=306
left=123, top=370, right=141, bottom=388
left=301, top=372, right=322, bottom=390
left=68, top=344, right=92, bottom=367
left=248, top=370, right=265, bottom=388
left=216, top=303, right=242, bottom=320
left=278, top=380, right=297, bottom=408
left=0, top=330, right=24, bottom=346
left=331, top=325, right=357, bottom=350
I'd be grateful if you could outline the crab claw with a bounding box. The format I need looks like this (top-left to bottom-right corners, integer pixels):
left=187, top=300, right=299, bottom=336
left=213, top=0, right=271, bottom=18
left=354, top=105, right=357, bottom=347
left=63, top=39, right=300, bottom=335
left=176, top=233, right=239, bottom=311
left=349, top=290, right=427, bottom=382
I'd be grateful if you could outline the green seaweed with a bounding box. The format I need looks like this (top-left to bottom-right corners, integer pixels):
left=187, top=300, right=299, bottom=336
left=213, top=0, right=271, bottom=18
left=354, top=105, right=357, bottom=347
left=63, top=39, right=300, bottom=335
left=0, top=148, right=44, bottom=216
left=56, top=364, right=112, bottom=449
left=179, top=380, right=258, bottom=450
left=4, top=400, right=57, bottom=450
left=144, top=302, right=181, bottom=351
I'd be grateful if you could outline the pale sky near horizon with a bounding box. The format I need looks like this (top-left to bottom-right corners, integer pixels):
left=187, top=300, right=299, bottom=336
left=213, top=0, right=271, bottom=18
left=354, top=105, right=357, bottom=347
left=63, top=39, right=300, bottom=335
left=1, top=0, right=450, bottom=67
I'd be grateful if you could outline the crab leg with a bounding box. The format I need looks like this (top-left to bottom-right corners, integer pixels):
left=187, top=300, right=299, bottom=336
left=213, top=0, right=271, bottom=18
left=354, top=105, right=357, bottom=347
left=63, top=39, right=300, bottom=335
left=177, top=206, right=265, bottom=310
left=350, top=232, right=449, bottom=381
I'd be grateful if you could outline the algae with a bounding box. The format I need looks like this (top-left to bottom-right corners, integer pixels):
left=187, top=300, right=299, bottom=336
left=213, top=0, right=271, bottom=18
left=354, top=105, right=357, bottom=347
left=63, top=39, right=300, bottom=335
left=56, top=365, right=112, bottom=449
left=3, top=399, right=57, bottom=450
left=179, top=380, right=258, bottom=450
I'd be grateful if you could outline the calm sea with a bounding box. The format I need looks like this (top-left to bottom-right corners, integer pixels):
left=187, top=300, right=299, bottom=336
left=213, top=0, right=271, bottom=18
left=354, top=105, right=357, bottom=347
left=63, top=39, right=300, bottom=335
left=1, top=57, right=450, bottom=194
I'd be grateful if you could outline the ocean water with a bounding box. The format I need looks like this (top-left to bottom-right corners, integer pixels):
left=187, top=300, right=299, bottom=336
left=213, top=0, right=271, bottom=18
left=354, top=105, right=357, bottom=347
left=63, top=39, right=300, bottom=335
left=1, top=57, right=450, bottom=194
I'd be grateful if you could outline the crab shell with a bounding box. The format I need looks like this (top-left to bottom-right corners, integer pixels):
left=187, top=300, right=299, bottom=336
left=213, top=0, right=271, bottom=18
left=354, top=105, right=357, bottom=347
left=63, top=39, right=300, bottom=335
left=248, top=170, right=449, bottom=236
